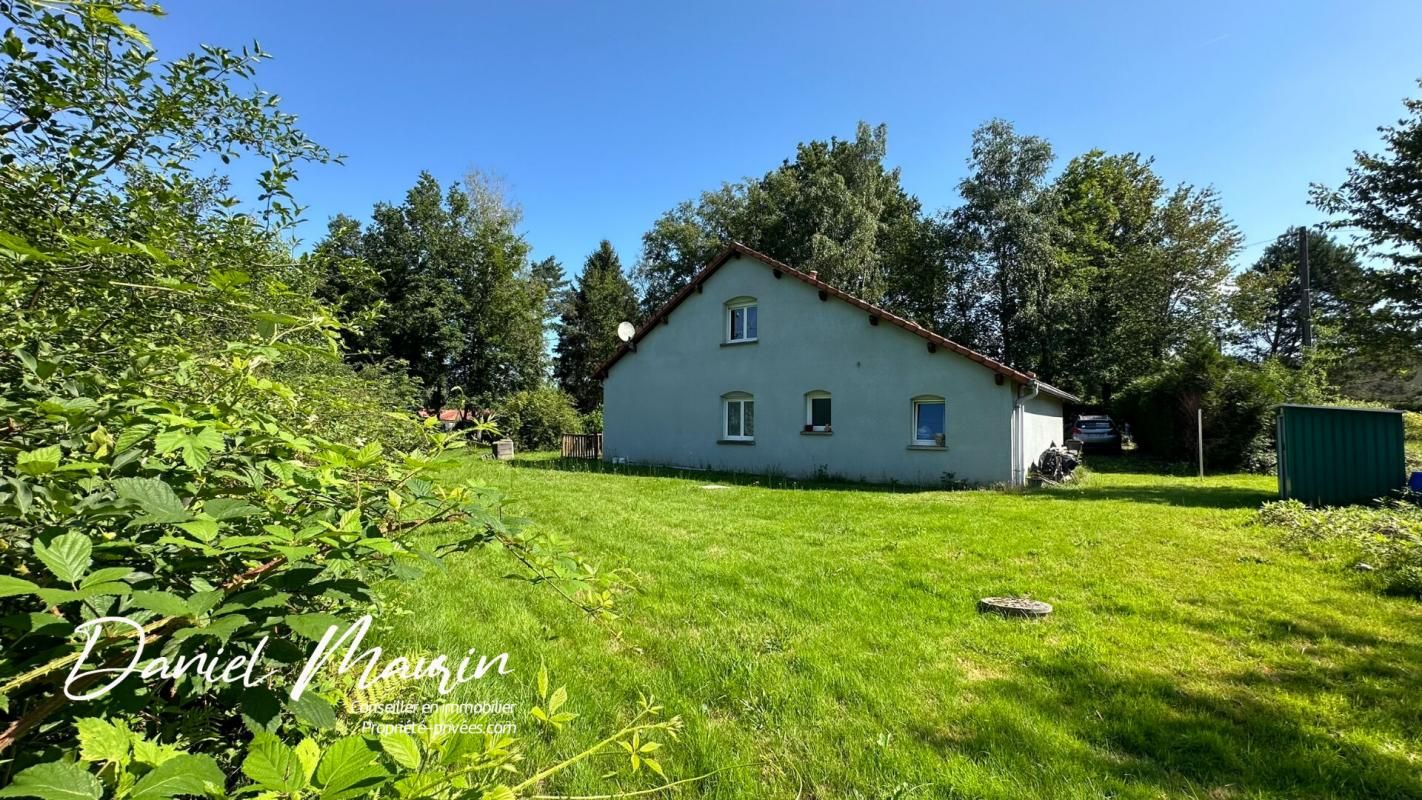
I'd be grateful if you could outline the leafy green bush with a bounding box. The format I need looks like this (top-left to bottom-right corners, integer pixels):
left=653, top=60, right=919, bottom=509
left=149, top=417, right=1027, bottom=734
left=500, top=387, right=582, bottom=451
left=1258, top=499, right=1422, bottom=596
left=581, top=407, right=604, bottom=435
left=1115, top=339, right=1335, bottom=472
left=1405, top=411, right=1422, bottom=442
left=0, top=2, right=693, bottom=797
left=1115, top=339, right=1272, bottom=470
left=1406, top=411, right=1422, bottom=473
left=0, top=253, right=655, bottom=785
left=279, top=359, right=424, bottom=452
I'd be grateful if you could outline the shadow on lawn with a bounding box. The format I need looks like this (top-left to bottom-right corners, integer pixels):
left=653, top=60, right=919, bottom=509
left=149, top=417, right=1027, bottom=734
left=942, top=609, right=1422, bottom=798
left=509, top=455, right=1278, bottom=507
left=1025, top=453, right=1277, bottom=509
left=508, top=457, right=946, bottom=493
left=1033, top=482, right=1276, bottom=510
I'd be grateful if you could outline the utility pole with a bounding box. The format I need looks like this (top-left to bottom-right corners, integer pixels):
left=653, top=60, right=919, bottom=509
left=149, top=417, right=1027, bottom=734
left=1197, top=407, right=1204, bottom=479
left=1298, top=227, right=1312, bottom=350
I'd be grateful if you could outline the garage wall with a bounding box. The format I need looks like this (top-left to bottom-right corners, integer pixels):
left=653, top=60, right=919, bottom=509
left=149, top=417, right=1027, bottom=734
left=1021, top=391, right=1066, bottom=472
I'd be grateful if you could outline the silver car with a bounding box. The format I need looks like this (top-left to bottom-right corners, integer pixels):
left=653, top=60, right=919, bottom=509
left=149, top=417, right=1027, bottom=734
left=1069, top=415, right=1122, bottom=453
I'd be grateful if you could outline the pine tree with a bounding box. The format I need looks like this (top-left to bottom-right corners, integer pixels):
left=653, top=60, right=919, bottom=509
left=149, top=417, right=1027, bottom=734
left=555, top=241, right=640, bottom=412
left=311, top=171, right=548, bottom=408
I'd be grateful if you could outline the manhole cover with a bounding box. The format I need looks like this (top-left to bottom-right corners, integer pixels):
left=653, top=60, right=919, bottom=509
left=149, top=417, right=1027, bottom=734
left=978, top=597, right=1052, bottom=619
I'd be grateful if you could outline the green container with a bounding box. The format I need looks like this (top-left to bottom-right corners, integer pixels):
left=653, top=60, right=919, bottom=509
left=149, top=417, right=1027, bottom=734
left=1275, top=404, right=1406, bottom=506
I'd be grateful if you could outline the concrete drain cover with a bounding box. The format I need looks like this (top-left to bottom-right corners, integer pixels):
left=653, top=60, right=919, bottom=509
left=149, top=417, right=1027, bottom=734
left=700, top=484, right=731, bottom=490
left=978, top=597, right=1052, bottom=618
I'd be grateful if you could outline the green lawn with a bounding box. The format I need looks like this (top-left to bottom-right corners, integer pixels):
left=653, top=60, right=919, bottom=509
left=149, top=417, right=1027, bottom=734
left=378, top=454, right=1422, bottom=799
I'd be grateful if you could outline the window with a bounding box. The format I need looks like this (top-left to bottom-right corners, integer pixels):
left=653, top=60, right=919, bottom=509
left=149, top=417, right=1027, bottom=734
left=805, top=390, right=831, bottom=432
left=723, top=393, right=755, bottom=441
left=912, top=397, right=945, bottom=446
left=726, top=299, right=758, bottom=343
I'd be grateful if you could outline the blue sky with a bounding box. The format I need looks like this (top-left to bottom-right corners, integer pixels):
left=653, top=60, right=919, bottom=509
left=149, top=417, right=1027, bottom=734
left=149, top=1, right=1422, bottom=277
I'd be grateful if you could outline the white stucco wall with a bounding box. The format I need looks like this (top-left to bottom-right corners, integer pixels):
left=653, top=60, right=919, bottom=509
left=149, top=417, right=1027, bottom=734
left=603, top=254, right=1063, bottom=486
left=1021, top=391, right=1066, bottom=472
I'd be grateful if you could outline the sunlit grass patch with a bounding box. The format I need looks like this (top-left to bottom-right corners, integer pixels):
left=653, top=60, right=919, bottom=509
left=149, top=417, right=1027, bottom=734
left=379, top=452, right=1422, bottom=799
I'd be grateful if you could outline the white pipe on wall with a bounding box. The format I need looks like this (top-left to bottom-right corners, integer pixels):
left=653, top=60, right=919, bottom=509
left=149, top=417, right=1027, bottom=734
left=1011, top=380, right=1040, bottom=486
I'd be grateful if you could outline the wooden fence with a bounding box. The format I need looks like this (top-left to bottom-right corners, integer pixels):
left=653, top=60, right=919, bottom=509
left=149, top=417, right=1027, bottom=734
left=561, top=433, right=603, bottom=459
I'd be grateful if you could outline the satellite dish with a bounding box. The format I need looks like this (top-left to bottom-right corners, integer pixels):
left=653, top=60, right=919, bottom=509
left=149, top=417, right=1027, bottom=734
left=616, top=321, right=635, bottom=342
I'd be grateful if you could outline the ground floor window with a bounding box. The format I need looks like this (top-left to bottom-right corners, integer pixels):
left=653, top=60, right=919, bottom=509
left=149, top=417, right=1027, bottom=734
left=805, top=390, right=832, bottom=431
left=913, top=397, right=945, bottom=446
left=724, top=394, right=755, bottom=440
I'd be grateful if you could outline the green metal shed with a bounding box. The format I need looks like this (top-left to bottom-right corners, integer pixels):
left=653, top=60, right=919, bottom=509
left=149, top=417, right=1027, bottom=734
left=1275, top=404, right=1406, bottom=506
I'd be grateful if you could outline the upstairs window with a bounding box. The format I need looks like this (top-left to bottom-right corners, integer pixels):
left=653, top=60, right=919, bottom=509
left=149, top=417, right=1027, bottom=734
left=805, top=390, right=832, bottom=432
left=726, top=298, right=758, bottom=343
left=723, top=392, right=755, bottom=441
left=912, top=396, right=946, bottom=446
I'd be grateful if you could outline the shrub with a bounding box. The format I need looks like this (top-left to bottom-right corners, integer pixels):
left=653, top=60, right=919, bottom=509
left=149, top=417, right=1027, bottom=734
left=280, top=358, right=425, bottom=451
left=0, top=2, right=690, bottom=795
left=1406, top=412, right=1422, bottom=473
left=582, top=407, right=605, bottom=434
left=1114, top=338, right=1275, bottom=470
left=501, top=387, right=583, bottom=451
left=0, top=245, right=675, bottom=796
left=1258, top=499, right=1422, bottom=596
left=1114, top=340, right=1336, bottom=473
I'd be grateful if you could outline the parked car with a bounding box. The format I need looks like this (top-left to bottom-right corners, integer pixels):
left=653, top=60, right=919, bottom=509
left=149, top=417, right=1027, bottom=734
left=1069, top=415, right=1122, bottom=453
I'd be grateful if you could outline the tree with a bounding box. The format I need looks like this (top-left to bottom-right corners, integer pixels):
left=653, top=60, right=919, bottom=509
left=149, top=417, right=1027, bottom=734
left=1048, top=152, right=1240, bottom=401
left=1050, top=151, right=1162, bottom=398
left=531, top=255, right=569, bottom=317
left=314, top=171, right=549, bottom=407
left=745, top=122, right=924, bottom=302
left=633, top=123, right=926, bottom=315
left=1310, top=78, right=1422, bottom=403
left=555, top=240, right=640, bottom=411
left=1311, top=78, right=1422, bottom=288
left=946, top=119, right=1061, bottom=369
left=1140, top=185, right=1240, bottom=358
left=1228, top=226, right=1375, bottom=363
left=631, top=119, right=1244, bottom=403
left=309, top=213, right=384, bottom=351
left=634, top=183, right=752, bottom=315
left=883, top=215, right=993, bottom=350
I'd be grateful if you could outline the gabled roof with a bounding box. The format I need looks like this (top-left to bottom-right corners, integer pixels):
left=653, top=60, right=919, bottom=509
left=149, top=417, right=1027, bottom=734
left=596, top=242, right=1079, bottom=403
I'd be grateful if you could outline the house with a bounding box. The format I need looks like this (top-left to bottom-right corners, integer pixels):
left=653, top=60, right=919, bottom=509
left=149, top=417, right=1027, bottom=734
left=418, top=408, right=486, bottom=432
left=596, top=243, right=1078, bottom=486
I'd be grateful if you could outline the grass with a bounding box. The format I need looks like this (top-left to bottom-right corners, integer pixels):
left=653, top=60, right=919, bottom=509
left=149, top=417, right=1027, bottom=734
left=376, top=454, right=1422, bottom=799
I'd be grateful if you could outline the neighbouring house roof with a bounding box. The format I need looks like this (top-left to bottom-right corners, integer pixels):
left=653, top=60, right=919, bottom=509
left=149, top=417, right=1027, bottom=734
left=419, top=409, right=487, bottom=424
left=596, top=241, right=1080, bottom=403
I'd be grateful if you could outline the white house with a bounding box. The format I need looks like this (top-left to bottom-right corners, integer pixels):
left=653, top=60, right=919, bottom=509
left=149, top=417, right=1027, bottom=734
left=597, top=243, right=1077, bottom=485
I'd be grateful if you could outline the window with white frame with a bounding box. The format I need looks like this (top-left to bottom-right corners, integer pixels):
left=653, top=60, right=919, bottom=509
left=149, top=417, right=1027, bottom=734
left=912, top=396, right=946, bottom=446
left=723, top=392, right=755, bottom=441
left=726, top=298, right=758, bottom=343
left=805, top=390, right=831, bottom=432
